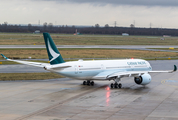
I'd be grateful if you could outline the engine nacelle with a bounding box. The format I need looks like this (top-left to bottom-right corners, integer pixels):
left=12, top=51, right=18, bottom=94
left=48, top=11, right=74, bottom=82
left=134, top=73, right=151, bottom=85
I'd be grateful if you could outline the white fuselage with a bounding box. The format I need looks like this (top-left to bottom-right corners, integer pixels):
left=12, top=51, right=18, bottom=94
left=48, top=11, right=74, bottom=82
left=46, top=59, right=152, bottom=81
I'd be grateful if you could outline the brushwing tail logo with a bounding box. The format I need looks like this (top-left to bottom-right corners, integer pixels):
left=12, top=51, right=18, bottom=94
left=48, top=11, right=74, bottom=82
left=47, top=38, right=60, bottom=62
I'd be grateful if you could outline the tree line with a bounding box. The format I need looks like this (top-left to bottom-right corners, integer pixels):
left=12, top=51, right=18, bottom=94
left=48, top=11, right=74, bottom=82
left=1, top=22, right=178, bottom=36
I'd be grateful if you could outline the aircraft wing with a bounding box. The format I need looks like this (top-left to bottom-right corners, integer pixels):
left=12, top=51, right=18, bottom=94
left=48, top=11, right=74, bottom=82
left=93, top=65, right=177, bottom=80
left=1, top=54, right=72, bottom=70
left=1, top=54, right=49, bottom=68
left=148, top=65, right=177, bottom=73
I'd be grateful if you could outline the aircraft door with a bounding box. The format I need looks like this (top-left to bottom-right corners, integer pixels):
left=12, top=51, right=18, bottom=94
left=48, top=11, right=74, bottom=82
left=75, top=65, right=78, bottom=74
left=129, top=65, right=134, bottom=71
left=101, top=64, right=105, bottom=70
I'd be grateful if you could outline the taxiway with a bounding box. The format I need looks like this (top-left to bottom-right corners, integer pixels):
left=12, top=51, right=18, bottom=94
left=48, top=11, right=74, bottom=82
left=0, top=45, right=178, bottom=52
left=0, top=60, right=178, bottom=120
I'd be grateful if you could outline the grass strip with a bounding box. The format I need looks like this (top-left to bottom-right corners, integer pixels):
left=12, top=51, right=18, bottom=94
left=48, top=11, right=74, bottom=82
left=1, top=48, right=178, bottom=60
left=0, top=72, right=64, bottom=81
left=1, top=33, right=178, bottom=45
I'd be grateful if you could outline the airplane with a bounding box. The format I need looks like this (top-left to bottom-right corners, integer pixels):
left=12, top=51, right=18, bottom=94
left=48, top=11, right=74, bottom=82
left=1, top=33, right=177, bottom=89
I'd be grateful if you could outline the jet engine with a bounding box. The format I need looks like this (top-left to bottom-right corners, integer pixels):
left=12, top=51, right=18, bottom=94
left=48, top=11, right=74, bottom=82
left=134, top=73, right=151, bottom=85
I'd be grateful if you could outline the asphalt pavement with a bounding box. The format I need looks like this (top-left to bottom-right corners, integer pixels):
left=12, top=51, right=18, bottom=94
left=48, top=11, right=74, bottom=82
left=0, top=45, right=178, bottom=52
left=0, top=62, right=178, bottom=119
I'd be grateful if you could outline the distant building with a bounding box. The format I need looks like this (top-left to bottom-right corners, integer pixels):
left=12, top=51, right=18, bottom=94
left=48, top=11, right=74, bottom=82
left=122, top=33, right=129, bottom=36
left=34, top=30, right=40, bottom=34
left=163, top=35, right=171, bottom=37
left=74, top=29, right=81, bottom=35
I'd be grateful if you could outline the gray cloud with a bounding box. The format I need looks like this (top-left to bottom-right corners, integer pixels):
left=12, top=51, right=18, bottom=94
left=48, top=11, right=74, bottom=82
left=41, top=0, right=178, bottom=7
left=2, top=0, right=178, bottom=28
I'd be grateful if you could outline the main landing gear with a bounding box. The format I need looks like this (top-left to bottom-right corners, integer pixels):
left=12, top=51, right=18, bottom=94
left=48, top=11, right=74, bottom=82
left=110, top=83, right=122, bottom=89
left=110, top=78, right=122, bottom=89
left=83, top=80, right=94, bottom=86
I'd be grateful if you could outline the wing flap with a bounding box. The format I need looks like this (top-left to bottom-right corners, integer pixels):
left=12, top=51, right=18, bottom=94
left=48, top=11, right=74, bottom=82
left=92, top=70, right=119, bottom=80
left=107, top=71, right=147, bottom=79
left=93, top=70, right=147, bottom=80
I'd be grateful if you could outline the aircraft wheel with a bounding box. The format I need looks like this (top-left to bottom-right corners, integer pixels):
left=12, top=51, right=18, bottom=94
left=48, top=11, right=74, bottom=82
left=118, top=83, right=122, bottom=89
left=87, top=80, right=90, bottom=86
left=114, top=83, right=118, bottom=88
left=91, top=81, right=94, bottom=86
left=83, top=81, right=86, bottom=85
left=111, top=83, right=114, bottom=88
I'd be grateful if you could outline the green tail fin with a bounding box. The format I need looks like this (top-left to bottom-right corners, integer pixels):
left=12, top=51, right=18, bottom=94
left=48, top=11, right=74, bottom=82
left=43, top=33, right=65, bottom=65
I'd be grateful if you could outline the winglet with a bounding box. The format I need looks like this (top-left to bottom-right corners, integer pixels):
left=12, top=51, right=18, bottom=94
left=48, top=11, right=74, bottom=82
left=1, top=54, right=8, bottom=59
left=173, top=65, right=177, bottom=72
left=169, top=65, right=177, bottom=73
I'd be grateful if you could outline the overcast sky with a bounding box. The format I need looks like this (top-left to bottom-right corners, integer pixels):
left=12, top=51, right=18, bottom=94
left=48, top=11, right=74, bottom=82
left=1, top=0, right=178, bottom=28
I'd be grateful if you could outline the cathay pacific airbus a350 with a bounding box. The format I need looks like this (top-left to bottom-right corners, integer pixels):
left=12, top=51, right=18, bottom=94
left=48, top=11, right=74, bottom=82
left=1, top=33, right=177, bottom=88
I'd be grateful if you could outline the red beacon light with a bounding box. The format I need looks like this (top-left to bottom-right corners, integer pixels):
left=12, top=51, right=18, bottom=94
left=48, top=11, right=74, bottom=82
left=131, top=58, right=134, bottom=59
left=106, top=86, right=110, bottom=91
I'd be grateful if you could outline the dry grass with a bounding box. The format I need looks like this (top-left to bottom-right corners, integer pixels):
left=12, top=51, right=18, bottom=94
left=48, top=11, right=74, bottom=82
left=0, top=72, right=64, bottom=81
left=0, top=48, right=178, bottom=60
left=0, top=49, right=47, bottom=59
left=1, top=33, right=178, bottom=45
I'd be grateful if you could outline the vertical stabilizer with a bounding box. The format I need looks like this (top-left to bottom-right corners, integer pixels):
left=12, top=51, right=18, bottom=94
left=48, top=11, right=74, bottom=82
left=43, top=33, right=65, bottom=65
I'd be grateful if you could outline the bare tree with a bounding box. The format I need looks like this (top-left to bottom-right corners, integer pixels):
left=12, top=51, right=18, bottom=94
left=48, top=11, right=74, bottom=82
left=95, top=24, right=100, bottom=28
left=3, top=22, right=8, bottom=26
left=28, top=23, right=32, bottom=31
left=105, top=24, right=109, bottom=28
left=43, top=22, right=47, bottom=30
left=48, top=23, right=53, bottom=29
